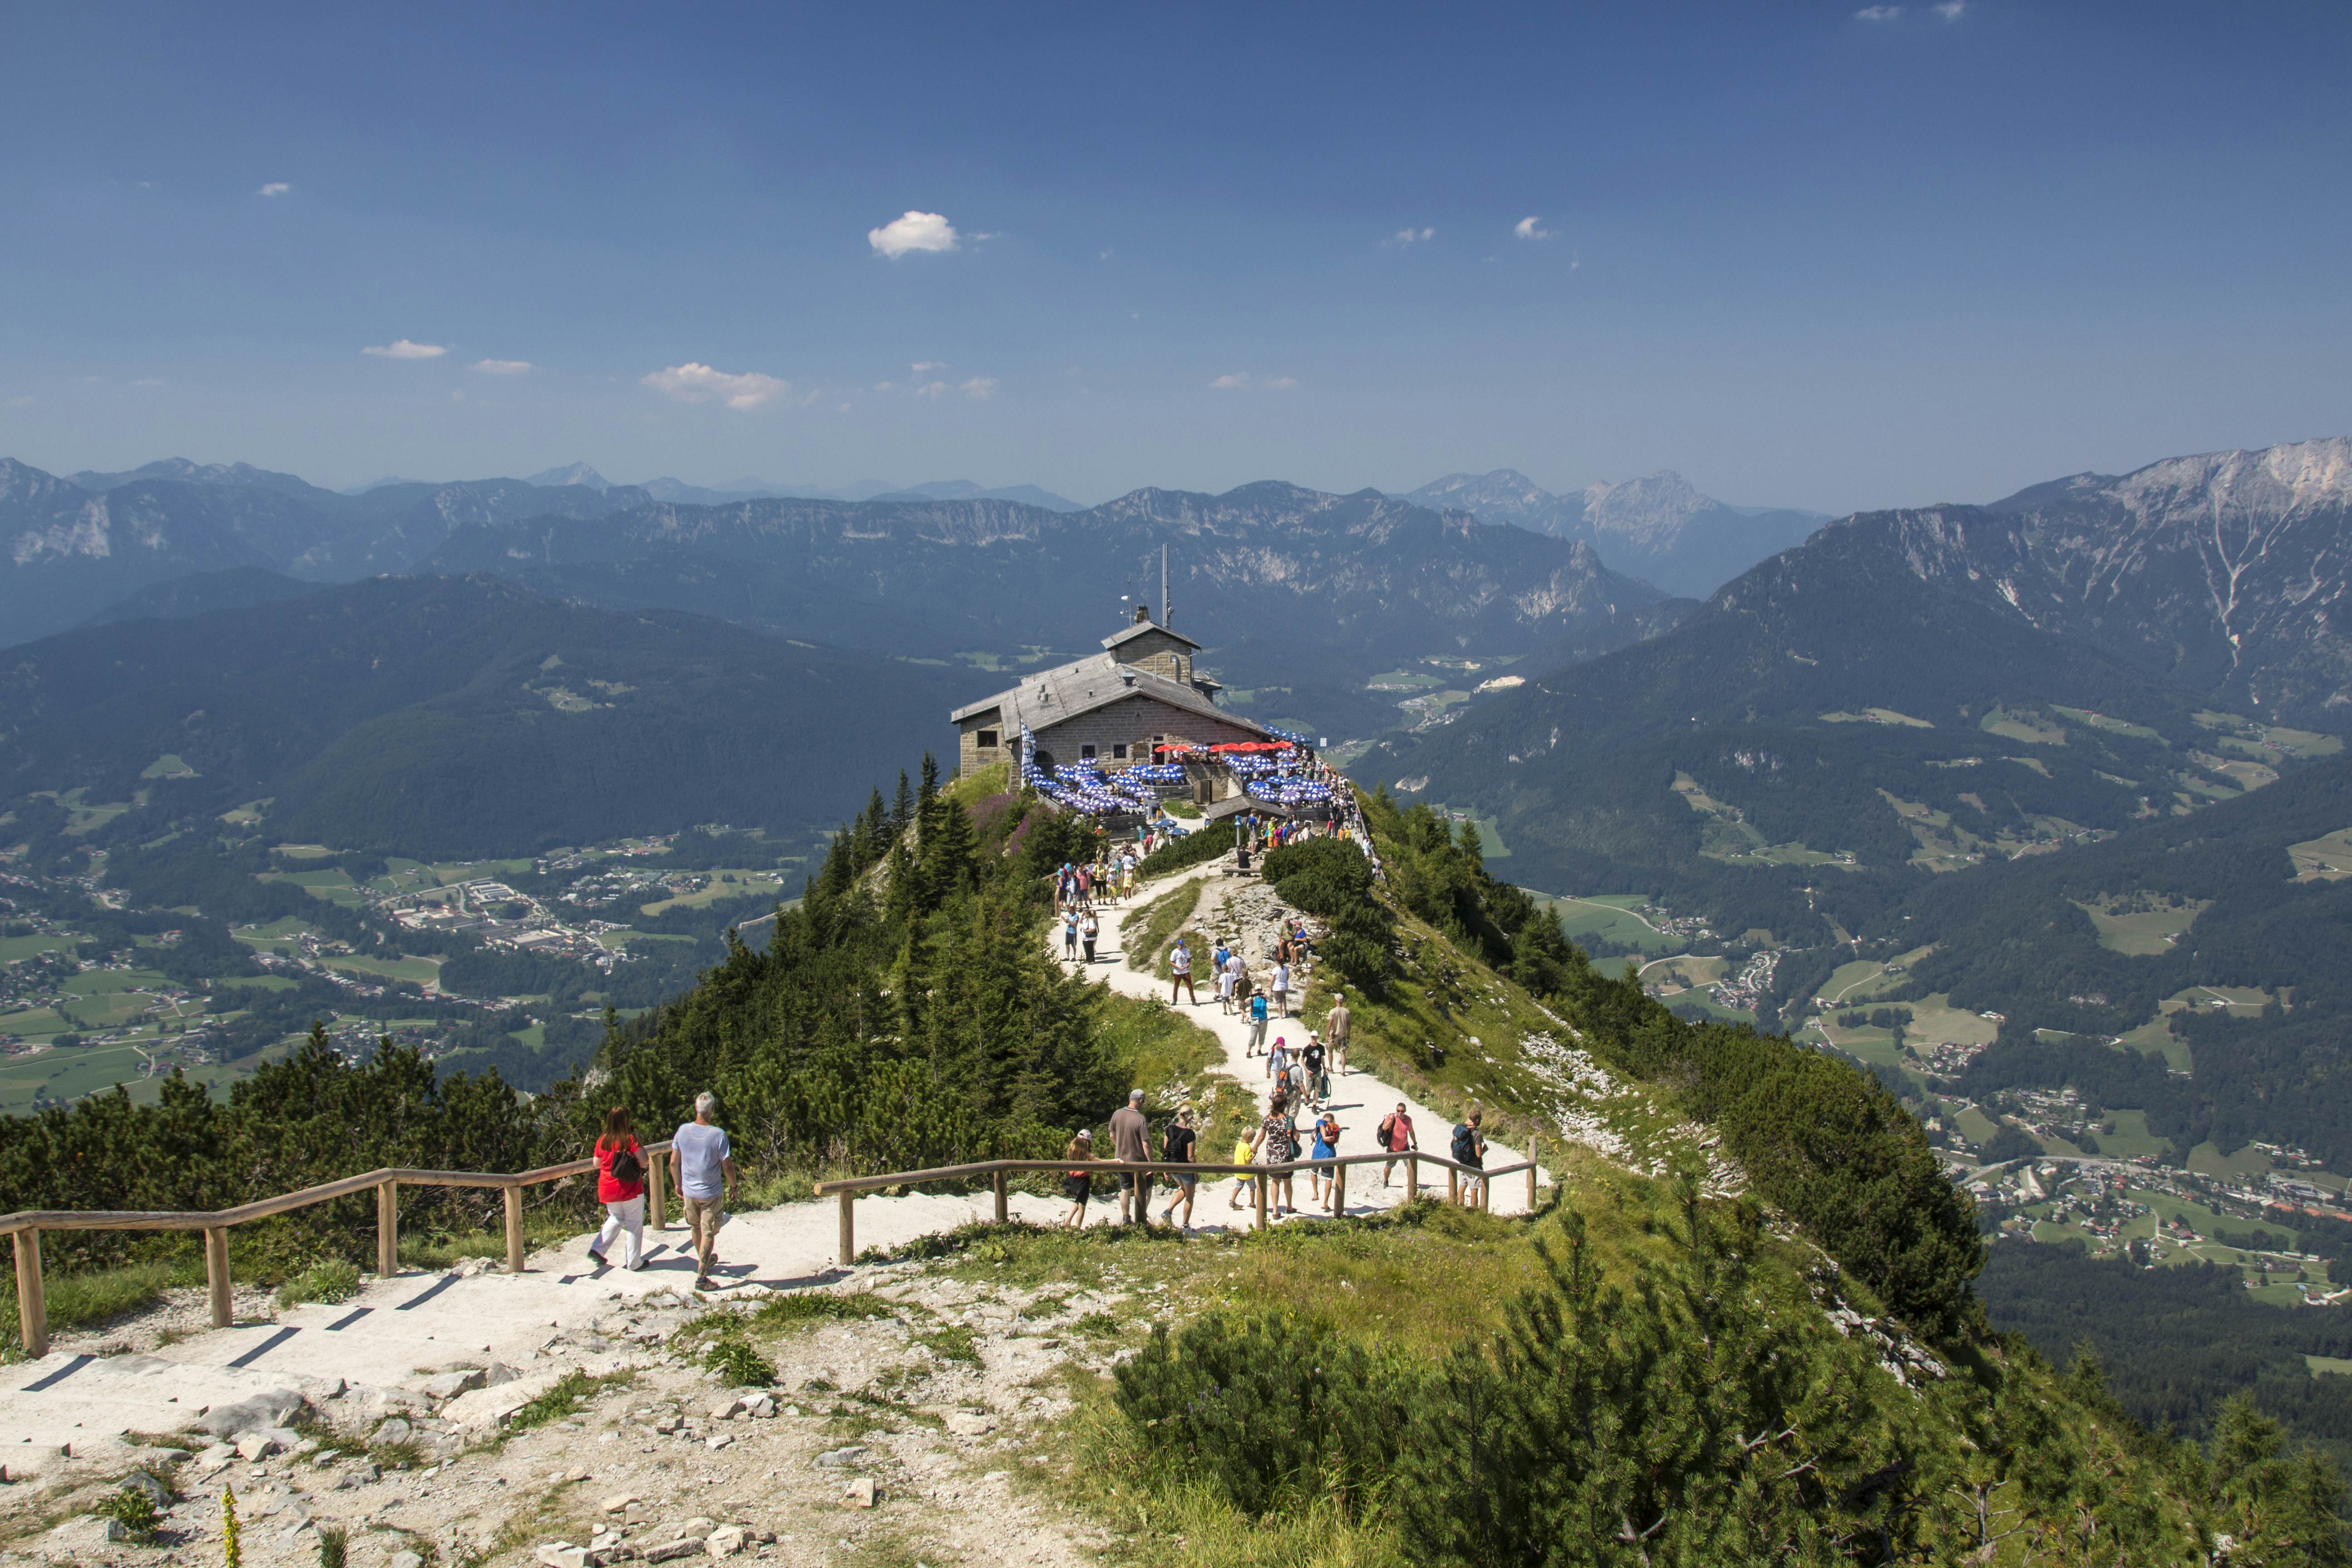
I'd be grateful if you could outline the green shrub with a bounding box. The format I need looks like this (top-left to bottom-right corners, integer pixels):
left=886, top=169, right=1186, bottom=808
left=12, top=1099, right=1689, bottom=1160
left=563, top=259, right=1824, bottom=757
left=703, top=1337, right=777, bottom=1387
left=276, top=1259, right=363, bottom=1310
left=316, top=1525, right=348, bottom=1568
left=95, top=1485, right=165, bottom=1544
left=1113, top=1310, right=1417, bottom=1519
left=1138, top=823, right=1240, bottom=878
left=509, top=1369, right=602, bottom=1430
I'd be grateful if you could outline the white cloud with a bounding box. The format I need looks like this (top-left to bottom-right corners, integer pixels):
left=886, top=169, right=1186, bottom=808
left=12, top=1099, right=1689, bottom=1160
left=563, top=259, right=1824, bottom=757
left=1854, top=4, right=1901, bottom=18
left=1933, top=0, right=1965, bottom=16
left=959, top=377, right=998, bottom=399
left=1263, top=377, right=1298, bottom=390
left=1513, top=216, right=1551, bottom=241
left=363, top=338, right=447, bottom=359
left=471, top=358, right=533, bottom=375
left=450, top=389, right=466, bottom=403
left=1386, top=226, right=1436, bottom=246
left=867, top=210, right=960, bottom=258
left=1210, top=372, right=1252, bottom=389
left=257, top=181, right=291, bottom=197
left=873, top=380, right=897, bottom=392
left=641, top=362, right=788, bottom=409
left=913, top=380, right=951, bottom=398
left=911, top=361, right=946, bottom=373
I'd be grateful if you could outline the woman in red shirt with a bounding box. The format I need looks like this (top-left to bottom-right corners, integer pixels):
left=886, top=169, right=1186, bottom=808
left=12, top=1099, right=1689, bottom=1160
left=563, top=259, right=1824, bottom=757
left=588, top=1106, right=646, bottom=1270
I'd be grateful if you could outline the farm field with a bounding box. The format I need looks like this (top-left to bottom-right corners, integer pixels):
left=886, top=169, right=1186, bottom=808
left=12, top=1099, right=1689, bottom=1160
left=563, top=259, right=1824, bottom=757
left=636, top=867, right=791, bottom=917
left=1530, top=893, right=1691, bottom=956
left=2288, top=828, right=2352, bottom=882
left=2076, top=894, right=2208, bottom=955
left=1980, top=705, right=2068, bottom=745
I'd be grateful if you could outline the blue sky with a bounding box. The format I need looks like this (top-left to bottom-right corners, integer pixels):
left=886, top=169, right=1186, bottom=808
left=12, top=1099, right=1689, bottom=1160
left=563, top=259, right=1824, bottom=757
left=3, top=1, right=2348, bottom=511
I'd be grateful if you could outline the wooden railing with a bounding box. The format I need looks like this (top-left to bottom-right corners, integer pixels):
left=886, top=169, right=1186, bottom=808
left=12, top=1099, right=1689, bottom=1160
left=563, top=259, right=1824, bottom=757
left=813, top=1138, right=1543, bottom=1265
left=1, top=1142, right=674, bottom=1359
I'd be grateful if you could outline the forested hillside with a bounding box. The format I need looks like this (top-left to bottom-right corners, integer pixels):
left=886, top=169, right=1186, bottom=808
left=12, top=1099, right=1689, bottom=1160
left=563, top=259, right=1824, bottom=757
left=0, top=573, right=964, bottom=856
left=1907, top=758, right=2352, bottom=1165
left=10, top=761, right=2352, bottom=1558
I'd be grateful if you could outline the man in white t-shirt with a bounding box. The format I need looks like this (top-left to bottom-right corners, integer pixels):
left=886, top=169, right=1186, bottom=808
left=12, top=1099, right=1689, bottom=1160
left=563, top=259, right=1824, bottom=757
left=672, top=1091, right=736, bottom=1289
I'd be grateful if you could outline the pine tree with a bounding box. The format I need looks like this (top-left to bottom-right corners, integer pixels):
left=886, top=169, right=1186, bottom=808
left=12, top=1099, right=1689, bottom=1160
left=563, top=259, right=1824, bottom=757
left=891, top=769, right=915, bottom=837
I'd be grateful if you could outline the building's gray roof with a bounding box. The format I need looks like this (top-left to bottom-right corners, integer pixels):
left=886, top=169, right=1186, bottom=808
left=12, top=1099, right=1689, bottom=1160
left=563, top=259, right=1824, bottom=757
left=1101, top=619, right=1202, bottom=653
left=951, top=650, right=1270, bottom=739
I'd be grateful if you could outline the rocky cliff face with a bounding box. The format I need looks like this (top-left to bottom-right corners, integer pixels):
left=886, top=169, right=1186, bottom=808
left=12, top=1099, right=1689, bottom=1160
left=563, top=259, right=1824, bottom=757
left=1863, top=436, right=2352, bottom=723
left=1399, top=468, right=1825, bottom=597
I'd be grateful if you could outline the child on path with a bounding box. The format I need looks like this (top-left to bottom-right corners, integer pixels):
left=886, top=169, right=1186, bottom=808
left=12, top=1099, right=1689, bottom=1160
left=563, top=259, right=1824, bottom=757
left=1310, top=1109, right=1342, bottom=1213
left=1267, top=1034, right=1289, bottom=1084
left=1228, top=1125, right=1260, bottom=1213
left=1061, top=1130, right=1097, bottom=1227
left=1063, top=908, right=1079, bottom=961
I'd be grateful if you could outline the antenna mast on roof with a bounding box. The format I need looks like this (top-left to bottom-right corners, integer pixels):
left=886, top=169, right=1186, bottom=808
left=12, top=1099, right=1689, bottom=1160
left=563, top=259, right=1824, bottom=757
left=1161, top=543, right=1170, bottom=627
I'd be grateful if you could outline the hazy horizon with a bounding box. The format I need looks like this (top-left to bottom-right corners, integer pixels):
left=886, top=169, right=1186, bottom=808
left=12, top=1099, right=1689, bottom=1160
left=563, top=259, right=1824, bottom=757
left=5, top=2, right=2349, bottom=514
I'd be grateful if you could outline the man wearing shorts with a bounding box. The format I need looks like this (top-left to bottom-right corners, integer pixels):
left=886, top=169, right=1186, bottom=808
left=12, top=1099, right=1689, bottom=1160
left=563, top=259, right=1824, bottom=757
left=672, top=1091, right=737, bottom=1289
left=1109, top=1088, right=1152, bottom=1224
left=1379, top=1102, right=1416, bottom=1186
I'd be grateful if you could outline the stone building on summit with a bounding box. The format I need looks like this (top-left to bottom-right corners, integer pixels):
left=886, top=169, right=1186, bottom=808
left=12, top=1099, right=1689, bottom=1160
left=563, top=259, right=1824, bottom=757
left=950, top=607, right=1279, bottom=775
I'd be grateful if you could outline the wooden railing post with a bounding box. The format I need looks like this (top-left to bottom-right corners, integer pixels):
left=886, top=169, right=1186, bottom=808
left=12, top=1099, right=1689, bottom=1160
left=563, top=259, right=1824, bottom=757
left=838, top=1191, right=855, bottom=1265
left=1406, top=1154, right=1418, bottom=1202
left=647, top=1150, right=667, bottom=1231
left=993, top=1169, right=1009, bottom=1225
left=377, top=1180, right=399, bottom=1278
left=1448, top=1165, right=1460, bottom=1207
left=1527, top=1137, right=1539, bottom=1215
left=204, top=1226, right=231, bottom=1328
left=13, top=1227, right=46, bottom=1359
left=1255, top=1172, right=1269, bottom=1232
left=502, top=1186, right=525, bottom=1274
left=1333, top=1160, right=1347, bottom=1217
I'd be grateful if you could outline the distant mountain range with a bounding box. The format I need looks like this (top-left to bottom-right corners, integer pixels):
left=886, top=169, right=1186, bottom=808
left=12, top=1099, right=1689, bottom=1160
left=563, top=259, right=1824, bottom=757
left=1, top=459, right=649, bottom=644
left=0, top=573, right=968, bottom=857
left=521, top=464, right=1089, bottom=512
left=1369, top=435, right=2352, bottom=902
left=1399, top=469, right=1829, bottom=597
left=424, top=480, right=1689, bottom=740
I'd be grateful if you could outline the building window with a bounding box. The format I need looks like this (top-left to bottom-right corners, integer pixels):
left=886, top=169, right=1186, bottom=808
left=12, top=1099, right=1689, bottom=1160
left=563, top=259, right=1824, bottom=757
left=975, top=729, right=998, bottom=749
left=1081, top=744, right=1097, bottom=760
left=1111, top=742, right=1128, bottom=760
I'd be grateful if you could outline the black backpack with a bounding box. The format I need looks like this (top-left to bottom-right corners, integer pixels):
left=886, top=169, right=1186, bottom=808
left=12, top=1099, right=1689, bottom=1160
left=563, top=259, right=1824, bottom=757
left=1451, top=1125, right=1478, bottom=1165
left=608, top=1142, right=644, bottom=1186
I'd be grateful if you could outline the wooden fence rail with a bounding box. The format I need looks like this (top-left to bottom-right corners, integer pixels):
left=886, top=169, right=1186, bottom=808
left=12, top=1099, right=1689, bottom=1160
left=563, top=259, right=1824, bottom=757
left=813, top=1138, right=1544, bottom=1267
left=7, top=1139, right=1549, bottom=1359
left=2, top=1143, right=675, bottom=1359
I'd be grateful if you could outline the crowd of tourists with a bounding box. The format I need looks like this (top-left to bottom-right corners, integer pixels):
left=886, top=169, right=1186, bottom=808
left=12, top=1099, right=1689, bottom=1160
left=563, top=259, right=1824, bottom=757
left=1059, top=1075, right=1491, bottom=1230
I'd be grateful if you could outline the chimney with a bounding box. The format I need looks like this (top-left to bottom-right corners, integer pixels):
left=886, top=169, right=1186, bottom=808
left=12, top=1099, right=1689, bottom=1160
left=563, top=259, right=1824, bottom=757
left=1133, top=603, right=1150, bottom=625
